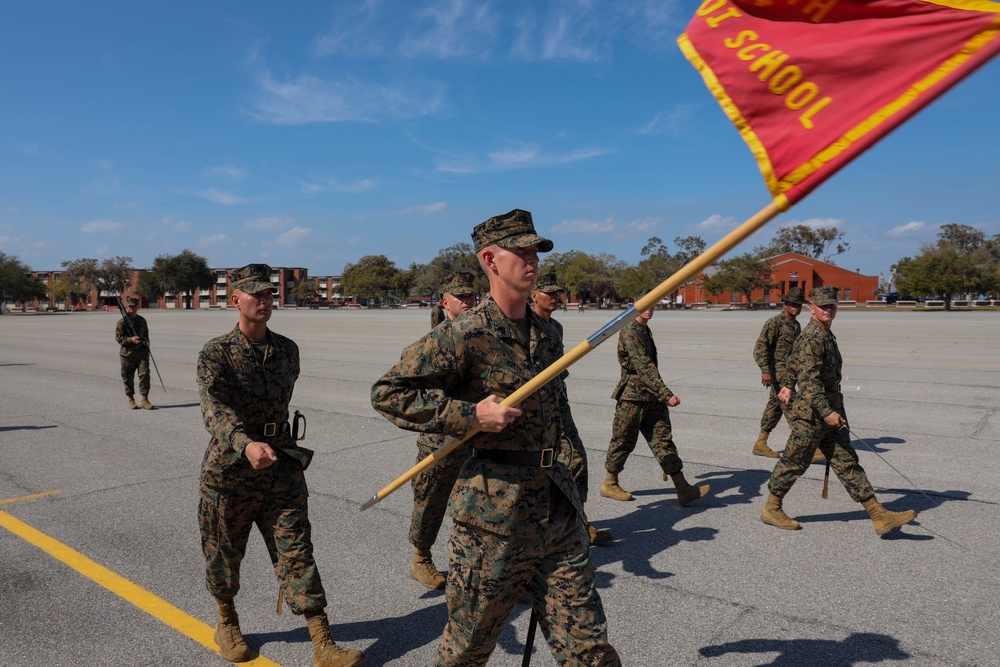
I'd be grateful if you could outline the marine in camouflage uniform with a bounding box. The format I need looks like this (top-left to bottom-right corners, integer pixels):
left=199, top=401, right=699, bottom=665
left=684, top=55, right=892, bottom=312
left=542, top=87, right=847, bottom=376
left=430, top=301, right=446, bottom=328
left=599, top=306, right=710, bottom=506
left=372, top=210, right=619, bottom=667
left=532, top=272, right=611, bottom=545
left=197, top=264, right=364, bottom=667
left=751, top=287, right=809, bottom=458
left=761, top=286, right=918, bottom=536
left=115, top=296, right=153, bottom=410
left=409, top=271, right=479, bottom=590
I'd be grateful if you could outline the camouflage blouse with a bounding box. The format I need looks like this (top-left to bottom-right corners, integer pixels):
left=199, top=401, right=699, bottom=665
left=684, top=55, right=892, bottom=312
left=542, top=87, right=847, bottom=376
left=197, top=325, right=299, bottom=481
left=787, top=318, right=843, bottom=420
left=371, top=296, right=583, bottom=539
left=611, top=318, right=673, bottom=403
left=115, top=314, right=149, bottom=359
left=753, top=312, right=801, bottom=390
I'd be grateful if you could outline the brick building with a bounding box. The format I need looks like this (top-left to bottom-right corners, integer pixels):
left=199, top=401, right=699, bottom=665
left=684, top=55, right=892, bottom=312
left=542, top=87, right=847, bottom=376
left=677, top=252, right=878, bottom=306
left=15, top=266, right=329, bottom=311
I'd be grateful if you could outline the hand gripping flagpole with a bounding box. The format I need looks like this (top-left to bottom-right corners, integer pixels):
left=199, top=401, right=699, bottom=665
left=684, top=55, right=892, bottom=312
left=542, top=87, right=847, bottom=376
left=360, top=200, right=785, bottom=511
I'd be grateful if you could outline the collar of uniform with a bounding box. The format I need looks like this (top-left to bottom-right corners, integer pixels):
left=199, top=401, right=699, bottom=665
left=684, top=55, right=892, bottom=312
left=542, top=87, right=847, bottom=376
left=230, top=324, right=273, bottom=355
left=479, top=295, right=551, bottom=348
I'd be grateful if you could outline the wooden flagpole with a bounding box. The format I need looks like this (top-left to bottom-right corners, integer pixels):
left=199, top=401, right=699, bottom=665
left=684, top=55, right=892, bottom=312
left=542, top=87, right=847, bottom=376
left=361, top=200, right=784, bottom=511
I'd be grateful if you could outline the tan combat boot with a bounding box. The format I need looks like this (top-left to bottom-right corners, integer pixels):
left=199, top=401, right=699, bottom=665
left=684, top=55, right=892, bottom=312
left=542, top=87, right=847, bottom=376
left=668, top=472, right=711, bottom=507
left=599, top=472, right=634, bottom=501
left=862, top=497, right=917, bottom=535
left=760, top=492, right=801, bottom=530
left=409, top=547, right=445, bottom=590
left=587, top=524, right=613, bottom=545
left=305, top=610, right=366, bottom=667
left=127, top=396, right=137, bottom=410
left=214, top=598, right=255, bottom=663
left=140, top=395, right=155, bottom=410
left=752, top=430, right=779, bottom=458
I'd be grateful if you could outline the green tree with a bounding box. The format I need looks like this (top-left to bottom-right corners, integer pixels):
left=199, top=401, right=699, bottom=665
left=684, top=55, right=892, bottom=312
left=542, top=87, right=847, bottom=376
left=140, top=250, right=214, bottom=309
left=892, top=224, right=997, bottom=309
left=407, top=243, right=484, bottom=298
left=56, top=258, right=100, bottom=309
left=541, top=251, right=620, bottom=304
left=290, top=280, right=320, bottom=307
left=702, top=253, right=776, bottom=307
left=341, top=255, right=410, bottom=306
left=95, top=256, right=134, bottom=301
left=0, top=252, right=47, bottom=310
left=755, top=224, right=850, bottom=262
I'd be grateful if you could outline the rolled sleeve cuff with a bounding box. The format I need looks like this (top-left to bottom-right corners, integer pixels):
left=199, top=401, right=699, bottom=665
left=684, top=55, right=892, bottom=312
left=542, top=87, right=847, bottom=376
left=231, top=432, right=252, bottom=456
left=440, top=400, right=477, bottom=439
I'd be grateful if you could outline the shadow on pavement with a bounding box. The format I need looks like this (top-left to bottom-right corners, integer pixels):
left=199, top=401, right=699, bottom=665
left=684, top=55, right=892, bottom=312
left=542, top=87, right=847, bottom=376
left=699, top=631, right=909, bottom=665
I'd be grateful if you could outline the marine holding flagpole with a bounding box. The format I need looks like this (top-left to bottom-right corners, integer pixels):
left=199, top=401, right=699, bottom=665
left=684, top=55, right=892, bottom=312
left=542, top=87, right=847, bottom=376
left=371, top=209, right=620, bottom=667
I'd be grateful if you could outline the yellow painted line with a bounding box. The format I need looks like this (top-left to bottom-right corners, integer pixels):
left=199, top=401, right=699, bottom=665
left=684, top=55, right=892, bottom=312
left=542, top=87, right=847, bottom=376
left=0, top=508, right=282, bottom=666
left=1, top=490, right=62, bottom=505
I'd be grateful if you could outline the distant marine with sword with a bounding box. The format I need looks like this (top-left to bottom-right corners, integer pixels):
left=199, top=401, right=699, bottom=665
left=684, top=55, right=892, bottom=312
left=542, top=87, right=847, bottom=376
left=115, top=295, right=159, bottom=410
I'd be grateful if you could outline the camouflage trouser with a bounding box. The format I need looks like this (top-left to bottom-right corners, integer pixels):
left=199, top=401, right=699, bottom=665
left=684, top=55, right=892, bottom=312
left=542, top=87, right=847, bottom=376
left=558, top=408, right=589, bottom=504
left=767, top=403, right=875, bottom=503
left=759, top=385, right=792, bottom=432
left=198, top=461, right=327, bottom=613
left=410, top=436, right=467, bottom=550
left=120, top=352, right=150, bottom=397
left=436, top=495, right=620, bottom=667
left=604, top=400, right=682, bottom=477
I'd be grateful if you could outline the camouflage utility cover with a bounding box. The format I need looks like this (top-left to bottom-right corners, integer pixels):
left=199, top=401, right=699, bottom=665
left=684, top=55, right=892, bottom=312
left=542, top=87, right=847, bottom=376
left=810, top=286, right=839, bottom=306
left=230, top=263, right=277, bottom=294
left=471, top=209, right=554, bottom=253
left=534, top=273, right=565, bottom=294
left=371, top=296, right=583, bottom=539
left=442, top=271, right=477, bottom=297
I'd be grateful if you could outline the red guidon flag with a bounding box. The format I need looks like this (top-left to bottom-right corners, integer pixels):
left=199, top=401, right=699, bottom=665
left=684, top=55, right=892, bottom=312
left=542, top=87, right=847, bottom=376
left=678, top=0, right=1000, bottom=208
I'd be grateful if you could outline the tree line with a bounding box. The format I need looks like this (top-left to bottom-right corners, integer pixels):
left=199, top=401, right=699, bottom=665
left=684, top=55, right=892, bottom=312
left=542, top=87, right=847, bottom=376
left=4, top=224, right=999, bottom=312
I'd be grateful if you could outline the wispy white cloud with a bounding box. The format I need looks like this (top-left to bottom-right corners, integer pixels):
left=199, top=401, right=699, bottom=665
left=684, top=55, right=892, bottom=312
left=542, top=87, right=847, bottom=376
left=247, top=70, right=446, bottom=125
left=400, top=201, right=448, bottom=215
left=693, top=214, right=738, bottom=232
left=298, top=177, right=377, bottom=194
left=205, top=164, right=248, bottom=183
left=886, top=221, right=929, bottom=237
left=624, top=217, right=662, bottom=233
left=436, top=141, right=610, bottom=173
left=247, top=216, right=293, bottom=231
left=195, top=189, right=245, bottom=205
left=275, top=226, right=313, bottom=247
left=198, top=234, right=230, bottom=247
left=639, top=105, right=699, bottom=137
left=793, top=217, right=846, bottom=230
left=552, top=217, right=618, bottom=234
left=401, top=0, right=497, bottom=59
left=314, top=0, right=386, bottom=57
left=81, top=219, right=124, bottom=233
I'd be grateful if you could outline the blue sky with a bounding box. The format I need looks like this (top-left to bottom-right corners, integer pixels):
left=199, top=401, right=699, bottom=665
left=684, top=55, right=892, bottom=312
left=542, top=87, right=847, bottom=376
left=3, top=0, right=999, bottom=280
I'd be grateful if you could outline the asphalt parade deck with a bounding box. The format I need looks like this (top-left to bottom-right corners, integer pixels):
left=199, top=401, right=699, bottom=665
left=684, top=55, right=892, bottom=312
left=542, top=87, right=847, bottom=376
left=2, top=307, right=998, bottom=666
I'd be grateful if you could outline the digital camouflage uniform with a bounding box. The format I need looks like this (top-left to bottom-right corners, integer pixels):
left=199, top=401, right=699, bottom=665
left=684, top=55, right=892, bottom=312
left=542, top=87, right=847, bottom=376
left=410, top=273, right=479, bottom=552
left=604, top=318, right=684, bottom=477
left=431, top=303, right=446, bottom=328
left=197, top=324, right=327, bottom=613
left=753, top=311, right=801, bottom=432
left=373, top=294, right=619, bottom=667
left=116, top=310, right=150, bottom=398
left=767, top=318, right=875, bottom=502
left=549, top=316, right=589, bottom=503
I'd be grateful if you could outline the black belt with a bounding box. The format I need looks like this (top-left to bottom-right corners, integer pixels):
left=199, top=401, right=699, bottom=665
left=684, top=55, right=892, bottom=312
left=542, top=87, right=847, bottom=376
left=472, top=448, right=555, bottom=468
left=247, top=422, right=290, bottom=438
